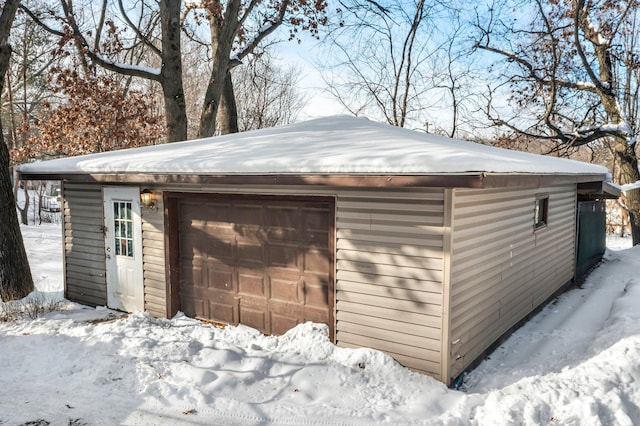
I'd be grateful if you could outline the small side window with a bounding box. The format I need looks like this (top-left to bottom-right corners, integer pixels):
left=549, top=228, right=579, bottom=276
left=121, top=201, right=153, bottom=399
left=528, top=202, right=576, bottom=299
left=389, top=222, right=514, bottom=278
left=534, top=194, right=549, bottom=230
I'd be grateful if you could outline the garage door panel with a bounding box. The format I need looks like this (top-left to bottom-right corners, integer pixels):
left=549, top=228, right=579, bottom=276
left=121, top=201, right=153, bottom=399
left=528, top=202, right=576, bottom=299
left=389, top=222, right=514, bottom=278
left=233, top=205, right=265, bottom=226
left=237, top=239, right=264, bottom=266
left=205, top=203, right=231, bottom=223
left=209, top=300, right=236, bottom=324
left=269, top=275, right=300, bottom=303
left=304, top=280, right=329, bottom=308
left=178, top=196, right=333, bottom=337
left=266, top=228, right=298, bottom=241
left=206, top=238, right=234, bottom=260
left=265, top=206, right=298, bottom=226
left=186, top=298, right=205, bottom=318
left=304, top=306, right=331, bottom=324
left=241, top=309, right=266, bottom=331
left=206, top=267, right=234, bottom=291
left=203, top=224, right=235, bottom=239
left=180, top=261, right=203, bottom=283
left=239, top=298, right=267, bottom=331
left=237, top=270, right=266, bottom=296
left=202, top=289, right=237, bottom=323
left=268, top=243, right=299, bottom=269
left=269, top=300, right=303, bottom=318
left=270, top=313, right=299, bottom=336
left=180, top=206, right=207, bottom=224
left=303, top=209, right=329, bottom=230
left=304, top=249, right=330, bottom=273
left=179, top=235, right=203, bottom=260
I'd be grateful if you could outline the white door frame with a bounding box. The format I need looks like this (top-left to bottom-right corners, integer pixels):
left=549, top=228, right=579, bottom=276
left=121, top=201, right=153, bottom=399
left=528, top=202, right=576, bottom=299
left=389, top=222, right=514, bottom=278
left=103, top=186, right=144, bottom=312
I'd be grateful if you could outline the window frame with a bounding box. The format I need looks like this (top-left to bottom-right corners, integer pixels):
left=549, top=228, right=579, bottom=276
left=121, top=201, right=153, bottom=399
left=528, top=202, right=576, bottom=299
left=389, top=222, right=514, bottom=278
left=534, top=193, right=549, bottom=231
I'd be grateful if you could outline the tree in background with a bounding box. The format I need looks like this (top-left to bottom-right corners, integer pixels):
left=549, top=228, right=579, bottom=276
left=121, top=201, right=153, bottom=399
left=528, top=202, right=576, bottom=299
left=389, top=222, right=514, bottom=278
left=10, top=67, right=165, bottom=163
left=475, top=0, right=640, bottom=244
left=320, top=0, right=476, bottom=136
left=180, top=0, right=326, bottom=137
left=23, top=0, right=186, bottom=142
left=233, top=52, right=306, bottom=131
left=5, top=2, right=58, bottom=151
left=0, top=0, right=35, bottom=301
left=26, top=0, right=328, bottom=142
left=4, top=3, right=60, bottom=225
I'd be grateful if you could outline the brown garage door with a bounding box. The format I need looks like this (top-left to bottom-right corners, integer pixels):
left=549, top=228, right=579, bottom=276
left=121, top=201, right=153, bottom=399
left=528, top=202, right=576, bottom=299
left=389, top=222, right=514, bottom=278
left=177, top=195, right=334, bottom=336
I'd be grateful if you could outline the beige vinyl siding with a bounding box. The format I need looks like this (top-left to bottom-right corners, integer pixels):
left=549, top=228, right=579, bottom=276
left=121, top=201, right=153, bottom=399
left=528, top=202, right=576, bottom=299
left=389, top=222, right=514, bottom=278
left=63, top=183, right=167, bottom=315
left=335, top=190, right=446, bottom=379
left=62, top=182, right=107, bottom=306
left=448, top=184, right=576, bottom=381
left=140, top=196, right=166, bottom=317
left=148, top=184, right=447, bottom=379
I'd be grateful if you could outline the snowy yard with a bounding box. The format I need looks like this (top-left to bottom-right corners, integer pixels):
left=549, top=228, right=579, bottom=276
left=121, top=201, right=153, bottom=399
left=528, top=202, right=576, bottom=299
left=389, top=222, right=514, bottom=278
left=1, top=224, right=639, bottom=425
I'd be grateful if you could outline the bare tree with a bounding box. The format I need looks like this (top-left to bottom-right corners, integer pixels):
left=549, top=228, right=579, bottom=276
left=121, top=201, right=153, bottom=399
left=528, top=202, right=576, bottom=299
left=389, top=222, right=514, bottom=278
left=181, top=0, right=326, bottom=137
left=319, top=0, right=474, bottom=135
left=232, top=52, right=307, bottom=131
left=0, top=0, right=35, bottom=300
left=475, top=0, right=640, bottom=244
left=6, top=1, right=57, bottom=150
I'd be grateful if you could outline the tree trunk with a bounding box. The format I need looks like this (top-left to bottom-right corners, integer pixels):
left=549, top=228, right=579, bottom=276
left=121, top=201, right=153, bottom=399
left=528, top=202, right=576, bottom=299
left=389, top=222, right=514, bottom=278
left=198, top=0, right=241, bottom=138
left=217, top=70, right=239, bottom=135
left=613, top=137, right=640, bottom=245
left=198, top=51, right=234, bottom=138
left=0, top=137, right=33, bottom=300
left=627, top=189, right=640, bottom=245
left=0, top=0, right=35, bottom=300
left=160, top=0, right=187, bottom=142
left=14, top=180, right=29, bottom=225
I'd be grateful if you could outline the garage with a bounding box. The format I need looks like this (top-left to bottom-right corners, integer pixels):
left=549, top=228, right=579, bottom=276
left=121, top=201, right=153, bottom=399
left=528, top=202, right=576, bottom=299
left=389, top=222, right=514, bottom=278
left=175, top=194, right=334, bottom=336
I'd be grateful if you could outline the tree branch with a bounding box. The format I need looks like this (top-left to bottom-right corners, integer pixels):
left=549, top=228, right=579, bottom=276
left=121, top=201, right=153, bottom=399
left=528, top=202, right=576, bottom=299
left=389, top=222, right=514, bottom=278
left=234, top=0, right=289, bottom=63
left=117, top=0, right=162, bottom=58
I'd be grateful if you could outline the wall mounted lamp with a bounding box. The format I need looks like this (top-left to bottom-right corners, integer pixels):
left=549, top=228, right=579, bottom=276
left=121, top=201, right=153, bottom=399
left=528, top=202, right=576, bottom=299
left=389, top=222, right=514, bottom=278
left=140, top=189, right=157, bottom=211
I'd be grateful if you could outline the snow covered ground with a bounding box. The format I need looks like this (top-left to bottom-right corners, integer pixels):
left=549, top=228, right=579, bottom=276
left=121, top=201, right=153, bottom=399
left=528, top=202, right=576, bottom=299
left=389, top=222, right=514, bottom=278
left=1, top=224, right=638, bottom=425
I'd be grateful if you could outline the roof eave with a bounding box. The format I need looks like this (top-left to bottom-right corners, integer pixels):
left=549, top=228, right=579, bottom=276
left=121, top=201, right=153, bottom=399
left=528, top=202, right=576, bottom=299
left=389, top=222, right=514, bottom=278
left=18, top=171, right=607, bottom=189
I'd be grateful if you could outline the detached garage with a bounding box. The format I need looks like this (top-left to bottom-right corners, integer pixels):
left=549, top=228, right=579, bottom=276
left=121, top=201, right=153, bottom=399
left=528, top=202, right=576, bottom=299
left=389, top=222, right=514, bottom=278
left=18, top=116, right=613, bottom=385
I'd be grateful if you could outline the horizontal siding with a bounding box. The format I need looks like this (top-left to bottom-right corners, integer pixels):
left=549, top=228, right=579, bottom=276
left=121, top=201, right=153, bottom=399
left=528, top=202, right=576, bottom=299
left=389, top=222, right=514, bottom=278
left=141, top=195, right=166, bottom=318
left=335, top=190, right=445, bottom=380
left=61, top=182, right=448, bottom=381
left=151, top=184, right=446, bottom=380
left=448, top=185, right=576, bottom=382
left=62, top=182, right=106, bottom=307
left=63, top=183, right=167, bottom=317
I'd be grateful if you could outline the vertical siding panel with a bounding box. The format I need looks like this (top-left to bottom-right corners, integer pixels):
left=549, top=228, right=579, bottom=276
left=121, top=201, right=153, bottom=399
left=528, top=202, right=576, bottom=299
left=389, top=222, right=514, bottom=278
left=448, top=184, right=576, bottom=382
left=62, top=182, right=106, bottom=306
left=440, top=189, right=454, bottom=384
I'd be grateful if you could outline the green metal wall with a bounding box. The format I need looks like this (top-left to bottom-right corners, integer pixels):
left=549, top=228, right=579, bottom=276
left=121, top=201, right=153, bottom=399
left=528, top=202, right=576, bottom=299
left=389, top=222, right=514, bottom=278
left=576, top=200, right=606, bottom=278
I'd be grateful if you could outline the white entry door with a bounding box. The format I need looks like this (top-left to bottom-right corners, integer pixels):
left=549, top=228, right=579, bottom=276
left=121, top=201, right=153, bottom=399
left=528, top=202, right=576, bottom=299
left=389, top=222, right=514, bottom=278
left=104, top=187, right=144, bottom=312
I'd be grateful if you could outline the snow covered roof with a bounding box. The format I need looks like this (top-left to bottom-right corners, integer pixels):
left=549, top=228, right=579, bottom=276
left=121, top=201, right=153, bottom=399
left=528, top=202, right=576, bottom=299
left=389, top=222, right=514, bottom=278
left=18, top=116, right=607, bottom=182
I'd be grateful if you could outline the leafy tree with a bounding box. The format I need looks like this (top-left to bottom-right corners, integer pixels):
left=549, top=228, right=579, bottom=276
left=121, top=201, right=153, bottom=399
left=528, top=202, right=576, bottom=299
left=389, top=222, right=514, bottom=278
left=11, top=67, right=165, bottom=163
left=23, top=0, right=186, bottom=142
left=26, top=0, right=328, bottom=142
left=0, top=0, right=35, bottom=301
left=475, top=0, right=640, bottom=244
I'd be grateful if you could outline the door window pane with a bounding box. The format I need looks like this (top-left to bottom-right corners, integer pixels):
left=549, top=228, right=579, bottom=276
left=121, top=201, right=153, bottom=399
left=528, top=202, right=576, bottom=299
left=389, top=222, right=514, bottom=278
left=113, top=201, right=134, bottom=258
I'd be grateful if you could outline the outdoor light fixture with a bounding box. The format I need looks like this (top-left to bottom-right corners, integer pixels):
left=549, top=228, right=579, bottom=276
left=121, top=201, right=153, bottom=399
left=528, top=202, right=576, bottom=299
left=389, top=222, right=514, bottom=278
left=140, top=189, right=157, bottom=211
